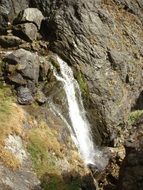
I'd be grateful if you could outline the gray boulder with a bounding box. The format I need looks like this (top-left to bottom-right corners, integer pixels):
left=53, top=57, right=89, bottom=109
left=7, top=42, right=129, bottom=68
left=17, top=86, right=34, bottom=105
left=12, top=23, right=38, bottom=42
left=0, top=35, right=24, bottom=48
left=5, top=48, right=40, bottom=83
left=13, top=8, right=44, bottom=30
left=8, top=73, right=27, bottom=85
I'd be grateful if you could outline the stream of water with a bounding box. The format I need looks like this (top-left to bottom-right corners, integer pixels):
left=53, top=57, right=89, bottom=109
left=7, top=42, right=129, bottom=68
left=52, top=56, right=108, bottom=168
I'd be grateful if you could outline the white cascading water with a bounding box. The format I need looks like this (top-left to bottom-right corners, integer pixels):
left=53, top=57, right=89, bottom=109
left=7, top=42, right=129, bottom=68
left=52, top=56, right=108, bottom=168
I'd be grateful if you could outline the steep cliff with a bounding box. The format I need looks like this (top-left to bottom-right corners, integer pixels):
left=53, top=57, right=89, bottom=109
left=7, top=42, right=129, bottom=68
left=31, top=0, right=143, bottom=146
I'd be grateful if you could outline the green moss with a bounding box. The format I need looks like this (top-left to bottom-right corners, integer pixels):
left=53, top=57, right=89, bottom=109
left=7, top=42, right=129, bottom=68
left=0, top=86, right=15, bottom=121
left=42, top=177, right=60, bottom=190
left=128, top=110, right=143, bottom=125
left=75, top=70, right=89, bottom=96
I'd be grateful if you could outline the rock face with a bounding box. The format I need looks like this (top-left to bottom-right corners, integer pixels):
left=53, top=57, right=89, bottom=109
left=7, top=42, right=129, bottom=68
left=12, top=8, right=44, bottom=42
left=33, top=0, right=143, bottom=145
left=0, top=7, right=8, bottom=34
left=0, top=35, right=24, bottom=48
left=0, top=157, right=40, bottom=190
left=118, top=148, right=143, bottom=190
left=29, top=0, right=52, bottom=16
left=5, top=48, right=40, bottom=84
left=12, top=23, right=38, bottom=42
left=3, top=48, right=40, bottom=104
left=0, top=0, right=29, bottom=22
left=117, top=113, right=143, bottom=190
left=13, top=8, right=44, bottom=30
left=17, top=86, right=34, bottom=105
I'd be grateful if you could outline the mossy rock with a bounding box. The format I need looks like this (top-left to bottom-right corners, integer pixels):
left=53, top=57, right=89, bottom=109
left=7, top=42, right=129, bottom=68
left=74, top=68, right=90, bottom=106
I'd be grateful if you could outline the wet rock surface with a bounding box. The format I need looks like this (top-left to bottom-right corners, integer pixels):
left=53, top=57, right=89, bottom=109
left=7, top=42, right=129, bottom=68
left=121, top=115, right=143, bottom=190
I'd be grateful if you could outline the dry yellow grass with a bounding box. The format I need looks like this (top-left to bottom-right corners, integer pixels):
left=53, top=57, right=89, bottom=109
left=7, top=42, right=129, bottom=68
left=28, top=128, right=63, bottom=157
left=0, top=86, right=25, bottom=169
left=0, top=148, right=21, bottom=170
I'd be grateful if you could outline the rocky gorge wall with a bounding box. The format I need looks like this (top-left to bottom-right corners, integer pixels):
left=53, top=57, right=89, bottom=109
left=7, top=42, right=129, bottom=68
left=0, top=0, right=143, bottom=190
left=34, top=0, right=143, bottom=146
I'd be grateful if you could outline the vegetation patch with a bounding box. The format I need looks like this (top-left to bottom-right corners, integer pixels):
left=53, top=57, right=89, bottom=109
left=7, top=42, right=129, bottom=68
left=74, top=69, right=89, bottom=100
left=0, top=86, right=24, bottom=169
left=26, top=120, right=86, bottom=189
left=41, top=172, right=82, bottom=190
left=128, top=110, right=143, bottom=125
left=0, top=87, right=23, bottom=140
left=27, top=126, right=64, bottom=177
left=0, top=149, right=21, bottom=170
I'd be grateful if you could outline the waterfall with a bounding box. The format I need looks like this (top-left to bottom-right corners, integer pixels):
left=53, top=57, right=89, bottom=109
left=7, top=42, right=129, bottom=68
left=52, top=56, right=108, bottom=169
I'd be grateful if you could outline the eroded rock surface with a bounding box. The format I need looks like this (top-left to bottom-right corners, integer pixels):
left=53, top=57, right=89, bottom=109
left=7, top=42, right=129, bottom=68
left=0, top=0, right=29, bottom=22
left=4, top=48, right=40, bottom=84
left=12, top=23, right=38, bottom=42
left=33, top=0, right=143, bottom=146
left=17, top=86, right=34, bottom=105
